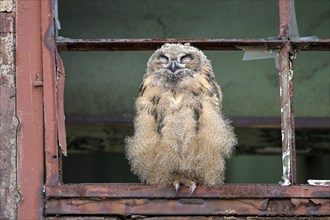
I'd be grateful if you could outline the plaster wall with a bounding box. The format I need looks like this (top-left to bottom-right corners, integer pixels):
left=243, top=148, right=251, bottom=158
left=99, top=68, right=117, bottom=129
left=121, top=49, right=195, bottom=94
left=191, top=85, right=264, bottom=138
left=0, top=0, right=20, bottom=219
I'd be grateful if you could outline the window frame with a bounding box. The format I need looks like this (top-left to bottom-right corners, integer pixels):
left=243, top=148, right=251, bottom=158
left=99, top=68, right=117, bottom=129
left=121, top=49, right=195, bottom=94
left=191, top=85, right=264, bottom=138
left=16, top=0, right=330, bottom=217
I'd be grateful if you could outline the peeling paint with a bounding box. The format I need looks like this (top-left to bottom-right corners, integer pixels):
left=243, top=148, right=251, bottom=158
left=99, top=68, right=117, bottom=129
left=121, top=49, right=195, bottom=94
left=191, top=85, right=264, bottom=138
left=224, top=209, right=236, bottom=214
left=0, top=0, right=13, bottom=12
left=280, top=151, right=291, bottom=186
left=279, top=49, right=295, bottom=186
left=45, top=197, right=330, bottom=216
left=308, top=180, right=330, bottom=186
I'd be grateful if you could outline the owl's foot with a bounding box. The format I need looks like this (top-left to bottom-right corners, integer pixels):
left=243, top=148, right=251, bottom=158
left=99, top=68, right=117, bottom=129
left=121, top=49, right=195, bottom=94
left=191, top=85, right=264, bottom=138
left=173, top=180, right=197, bottom=196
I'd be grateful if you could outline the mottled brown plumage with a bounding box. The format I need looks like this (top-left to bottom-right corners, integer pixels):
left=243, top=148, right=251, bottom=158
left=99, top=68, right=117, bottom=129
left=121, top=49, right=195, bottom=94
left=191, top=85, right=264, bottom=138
left=125, top=43, right=236, bottom=194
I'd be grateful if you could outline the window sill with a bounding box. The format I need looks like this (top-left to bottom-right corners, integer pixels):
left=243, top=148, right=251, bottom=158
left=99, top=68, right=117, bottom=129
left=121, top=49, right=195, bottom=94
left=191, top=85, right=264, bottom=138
left=45, top=184, right=330, bottom=216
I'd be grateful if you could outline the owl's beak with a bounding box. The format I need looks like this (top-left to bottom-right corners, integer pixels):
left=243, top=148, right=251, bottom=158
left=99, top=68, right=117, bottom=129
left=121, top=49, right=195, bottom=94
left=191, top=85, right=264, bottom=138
left=169, top=61, right=178, bottom=72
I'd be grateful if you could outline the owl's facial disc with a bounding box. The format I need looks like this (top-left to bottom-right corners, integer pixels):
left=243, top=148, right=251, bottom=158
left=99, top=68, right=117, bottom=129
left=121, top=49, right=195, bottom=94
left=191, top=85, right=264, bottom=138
left=154, top=52, right=196, bottom=83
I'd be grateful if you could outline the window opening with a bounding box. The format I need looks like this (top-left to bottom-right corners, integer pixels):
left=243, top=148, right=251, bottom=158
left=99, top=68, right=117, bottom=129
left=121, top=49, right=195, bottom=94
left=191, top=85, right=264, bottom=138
left=40, top=0, right=330, bottom=217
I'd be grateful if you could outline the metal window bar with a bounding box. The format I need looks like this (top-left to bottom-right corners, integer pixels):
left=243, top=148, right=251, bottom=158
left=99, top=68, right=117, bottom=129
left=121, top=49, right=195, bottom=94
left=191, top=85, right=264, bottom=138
left=279, top=0, right=296, bottom=186
left=55, top=37, right=330, bottom=51
left=41, top=0, right=330, bottom=217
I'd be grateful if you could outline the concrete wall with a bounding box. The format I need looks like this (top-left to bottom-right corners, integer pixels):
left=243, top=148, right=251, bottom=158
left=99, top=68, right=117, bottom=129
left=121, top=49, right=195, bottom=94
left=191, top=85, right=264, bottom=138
left=0, top=0, right=20, bottom=219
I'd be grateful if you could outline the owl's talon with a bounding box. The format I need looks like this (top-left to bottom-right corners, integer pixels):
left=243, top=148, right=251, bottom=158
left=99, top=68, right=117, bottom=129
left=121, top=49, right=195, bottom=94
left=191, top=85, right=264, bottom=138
left=173, top=181, right=181, bottom=195
left=188, top=182, right=197, bottom=196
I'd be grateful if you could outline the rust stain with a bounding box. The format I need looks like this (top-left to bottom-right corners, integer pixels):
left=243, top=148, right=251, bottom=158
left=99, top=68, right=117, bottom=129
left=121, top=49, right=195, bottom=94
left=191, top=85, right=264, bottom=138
left=291, top=198, right=330, bottom=216
left=55, top=38, right=330, bottom=52
left=55, top=38, right=285, bottom=51
left=45, top=198, right=330, bottom=216
left=292, top=40, right=330, bottom=51
left=42, top=0, right=61, bottom=187
left=279, top=0, right=290, bottom=39
left=45, top=184, right=330, bottom=199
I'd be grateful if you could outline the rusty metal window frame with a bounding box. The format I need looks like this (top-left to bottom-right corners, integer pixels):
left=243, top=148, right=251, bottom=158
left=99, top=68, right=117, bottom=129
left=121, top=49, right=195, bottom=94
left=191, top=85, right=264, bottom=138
left=42, top=0, right=330, bottom=217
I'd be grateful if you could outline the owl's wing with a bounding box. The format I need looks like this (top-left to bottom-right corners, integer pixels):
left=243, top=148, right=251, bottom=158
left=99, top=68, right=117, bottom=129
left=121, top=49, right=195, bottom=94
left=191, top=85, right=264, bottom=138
left=206, top=72, right=222, bottom=104
left=137, top=74, right=160, bottom=113
left=138, top=73, right=152, bottom=96
left=197, top=68, right=223, bottom=110
left=126, top=74, right=161, bottom=184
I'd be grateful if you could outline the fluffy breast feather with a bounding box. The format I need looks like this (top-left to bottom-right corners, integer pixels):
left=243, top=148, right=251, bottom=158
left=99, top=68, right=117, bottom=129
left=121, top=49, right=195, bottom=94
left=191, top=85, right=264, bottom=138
left=125, top=49, right=236, bottom=188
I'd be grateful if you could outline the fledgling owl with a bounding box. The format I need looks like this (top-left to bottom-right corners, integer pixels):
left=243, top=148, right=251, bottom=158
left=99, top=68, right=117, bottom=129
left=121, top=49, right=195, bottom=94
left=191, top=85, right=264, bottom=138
left=125, top=43, right=237, bottom=195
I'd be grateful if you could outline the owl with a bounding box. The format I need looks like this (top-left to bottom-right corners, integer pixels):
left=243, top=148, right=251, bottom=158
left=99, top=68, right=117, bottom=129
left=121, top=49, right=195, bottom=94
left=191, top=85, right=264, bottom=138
left=125, top=43, right=237, bottom=195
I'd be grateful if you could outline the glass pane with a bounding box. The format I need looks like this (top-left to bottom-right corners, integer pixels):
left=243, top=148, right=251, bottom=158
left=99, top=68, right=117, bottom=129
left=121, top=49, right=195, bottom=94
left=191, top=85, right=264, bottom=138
left=295, top=52, right=330, bottom=117
left=63, top=152, right=138, bottom=183
left=226, top=155, right=282, bottom=183
left=58, top=0, right=279, bottom=39
left=206, top=51, right=280, bottom=117
left=295, top=0, right=330, bottom=38
left=297, top=155, right=330, bottom=184
left=62, top=51, right=149, bottom=116
left=294, top=51, right=330, bottom=183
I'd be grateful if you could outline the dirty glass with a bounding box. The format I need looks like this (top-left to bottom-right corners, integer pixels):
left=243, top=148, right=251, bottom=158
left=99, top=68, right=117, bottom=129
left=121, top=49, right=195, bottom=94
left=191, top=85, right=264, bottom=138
left=294, top=51, right=330, bottom=183
left=58, top=0, right=279, bottom=39
left=295, top=0, right=330, bottom=39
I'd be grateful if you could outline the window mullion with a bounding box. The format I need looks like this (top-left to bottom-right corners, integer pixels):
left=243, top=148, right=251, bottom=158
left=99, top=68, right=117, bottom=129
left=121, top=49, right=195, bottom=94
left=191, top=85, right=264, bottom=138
left=279, top=0, right=297, bottom=185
